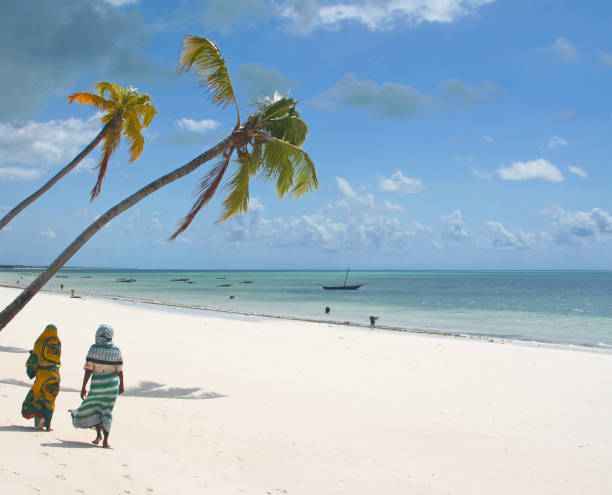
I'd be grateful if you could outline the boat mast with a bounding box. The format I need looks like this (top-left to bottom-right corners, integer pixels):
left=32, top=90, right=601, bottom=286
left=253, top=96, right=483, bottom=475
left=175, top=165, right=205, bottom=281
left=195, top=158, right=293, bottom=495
left=344, top=267, right=350, bottom=286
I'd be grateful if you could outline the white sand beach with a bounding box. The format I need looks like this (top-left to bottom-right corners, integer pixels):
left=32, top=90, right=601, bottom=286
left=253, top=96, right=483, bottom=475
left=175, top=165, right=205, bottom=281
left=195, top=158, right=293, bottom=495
left=1, top=285, right=611, bottom=494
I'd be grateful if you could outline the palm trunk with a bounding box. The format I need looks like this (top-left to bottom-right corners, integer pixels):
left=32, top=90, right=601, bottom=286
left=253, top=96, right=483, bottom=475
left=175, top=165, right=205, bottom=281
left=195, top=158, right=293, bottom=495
left=0, top=115, right=120, bottom=231
left=0, top=132, right=239, bottom=331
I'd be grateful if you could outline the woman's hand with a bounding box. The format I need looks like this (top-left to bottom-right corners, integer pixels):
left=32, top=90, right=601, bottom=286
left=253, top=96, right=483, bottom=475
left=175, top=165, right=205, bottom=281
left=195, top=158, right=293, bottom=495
left=80, top=386, right=87, bottom=400
left=119, top=383, right=125, bottom=394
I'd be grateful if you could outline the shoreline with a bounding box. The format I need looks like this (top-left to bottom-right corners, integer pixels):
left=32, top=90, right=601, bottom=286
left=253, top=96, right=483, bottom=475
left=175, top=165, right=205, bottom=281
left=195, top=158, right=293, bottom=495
left=2, top=282, right=609, bottom=354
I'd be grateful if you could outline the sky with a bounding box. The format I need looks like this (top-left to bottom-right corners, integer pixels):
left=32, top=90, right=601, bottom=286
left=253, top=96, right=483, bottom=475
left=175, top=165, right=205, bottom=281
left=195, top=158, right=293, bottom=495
left=0, top=0, right=611, bottom=270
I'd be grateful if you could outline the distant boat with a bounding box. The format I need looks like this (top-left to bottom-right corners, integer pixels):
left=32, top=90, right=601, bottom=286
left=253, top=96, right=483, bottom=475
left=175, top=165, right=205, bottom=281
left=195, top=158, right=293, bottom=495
left=170, top=278, right=190, bottom=282
left=116, top=278, right=136, bottom=283
left=323, top=268, right=362, bottom=290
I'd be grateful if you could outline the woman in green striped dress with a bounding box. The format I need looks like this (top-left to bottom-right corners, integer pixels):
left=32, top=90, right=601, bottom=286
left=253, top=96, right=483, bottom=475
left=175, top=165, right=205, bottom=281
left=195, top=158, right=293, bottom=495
left=70, top=324, right=124, bottom=448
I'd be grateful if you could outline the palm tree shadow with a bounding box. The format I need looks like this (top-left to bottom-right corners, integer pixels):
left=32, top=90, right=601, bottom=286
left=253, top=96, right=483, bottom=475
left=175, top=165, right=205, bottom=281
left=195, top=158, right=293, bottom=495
left=0, top=345, right=29, bottom=354
left=0, top=378, right=225, bottom=400
left=124, top=381, right=225, bottom=400
left=0, top=425, right=38, bottom=432
left=41, top=439, right=98, bottom=449
left=0, top=378, right=80, bottom=393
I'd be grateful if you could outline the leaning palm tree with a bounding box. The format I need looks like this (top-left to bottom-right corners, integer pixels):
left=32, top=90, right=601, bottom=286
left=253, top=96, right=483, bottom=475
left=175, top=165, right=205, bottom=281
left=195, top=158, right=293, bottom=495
left=0, top=82, right=157, bottom=231
left=0, top=36, right=318, bottom=331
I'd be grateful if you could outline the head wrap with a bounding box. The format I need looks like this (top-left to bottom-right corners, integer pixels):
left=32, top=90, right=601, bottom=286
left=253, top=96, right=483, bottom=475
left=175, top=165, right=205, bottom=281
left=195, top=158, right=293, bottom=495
left=27, top=324, right=61, bottom=377
left=95, top=324, right=114, bottom=345
left=87, top=323, right=122, bottom=365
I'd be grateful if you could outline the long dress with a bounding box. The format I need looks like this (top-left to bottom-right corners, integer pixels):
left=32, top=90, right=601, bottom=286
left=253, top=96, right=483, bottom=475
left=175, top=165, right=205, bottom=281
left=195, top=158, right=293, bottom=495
left=22, top=325, right=61, bottom=428
left=70, top=339, right=123, bottom=432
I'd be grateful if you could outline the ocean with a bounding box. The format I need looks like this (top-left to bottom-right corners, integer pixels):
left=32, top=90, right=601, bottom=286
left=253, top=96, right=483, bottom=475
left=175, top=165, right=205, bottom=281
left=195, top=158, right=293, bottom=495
left=1, top=269, right=611, bottom=349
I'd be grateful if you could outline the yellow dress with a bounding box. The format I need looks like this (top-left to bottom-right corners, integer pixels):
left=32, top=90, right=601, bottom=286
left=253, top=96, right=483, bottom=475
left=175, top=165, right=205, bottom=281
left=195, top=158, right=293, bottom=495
left=22, top=325, right=61, bottom=428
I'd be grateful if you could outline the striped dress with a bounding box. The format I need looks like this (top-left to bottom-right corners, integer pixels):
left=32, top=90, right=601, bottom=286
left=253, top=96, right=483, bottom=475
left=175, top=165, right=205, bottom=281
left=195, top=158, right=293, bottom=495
left=70, top=339, right=123, bottom=433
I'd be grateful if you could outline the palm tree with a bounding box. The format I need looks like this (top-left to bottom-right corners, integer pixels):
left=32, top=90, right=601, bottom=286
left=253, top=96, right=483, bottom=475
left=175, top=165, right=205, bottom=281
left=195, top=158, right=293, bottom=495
left=0, top=36, right=318, bottom=331
left=0, top=82, right=157, bottom=231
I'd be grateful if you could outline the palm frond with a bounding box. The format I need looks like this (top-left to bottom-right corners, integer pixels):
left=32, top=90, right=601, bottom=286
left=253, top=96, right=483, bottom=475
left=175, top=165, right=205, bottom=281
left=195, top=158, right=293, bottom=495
left=170, top=151, right=233, bottom=239
left=256, top=132, right=318, bottom=197
left=218, top=148, right=260, bottom=222
left=94, top=81, right=119, bottom=101
left=179, top=36, right=240, bottom=124
left=130, top=103, right=157, bottom=128
left=90, top=124, right=122, bottom=201
left=67, top=92, right=113, bottom=111
left=123, top=113, right=145, bottom=162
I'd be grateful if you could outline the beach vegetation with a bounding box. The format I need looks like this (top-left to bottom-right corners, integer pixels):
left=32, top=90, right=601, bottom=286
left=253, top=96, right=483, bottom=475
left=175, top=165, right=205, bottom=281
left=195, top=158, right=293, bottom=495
left=0, top=36, right=318, bottom=331
left=0, top=82, right=157, bottom=231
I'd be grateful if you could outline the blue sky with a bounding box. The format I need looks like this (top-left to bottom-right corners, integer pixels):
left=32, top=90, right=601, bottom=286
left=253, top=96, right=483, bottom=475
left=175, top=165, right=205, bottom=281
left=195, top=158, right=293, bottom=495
left=0, top=0, right=611, bottom=269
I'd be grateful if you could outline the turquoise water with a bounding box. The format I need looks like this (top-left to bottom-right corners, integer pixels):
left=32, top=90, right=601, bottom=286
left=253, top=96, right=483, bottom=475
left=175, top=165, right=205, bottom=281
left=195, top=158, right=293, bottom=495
left=2, top=269, right=611, bottom=348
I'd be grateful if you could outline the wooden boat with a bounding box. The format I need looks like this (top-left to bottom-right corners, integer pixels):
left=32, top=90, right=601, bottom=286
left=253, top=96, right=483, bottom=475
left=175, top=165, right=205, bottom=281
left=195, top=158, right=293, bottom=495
left=323, top=268, right=362, bottom=290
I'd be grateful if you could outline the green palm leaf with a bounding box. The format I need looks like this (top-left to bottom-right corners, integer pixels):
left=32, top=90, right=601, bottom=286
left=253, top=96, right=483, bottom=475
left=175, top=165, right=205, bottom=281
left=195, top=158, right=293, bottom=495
left=179, top=36, right=240, bottom=125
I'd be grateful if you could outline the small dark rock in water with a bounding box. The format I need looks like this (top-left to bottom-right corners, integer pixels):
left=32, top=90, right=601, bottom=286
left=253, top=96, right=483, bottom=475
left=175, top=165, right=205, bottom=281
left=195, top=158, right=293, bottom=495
left=170, top=278, right=190, bottom=282
left=216, top=277, right=226, bottom=279
left=116, top=278, right=136, bottom=283
left=240, top=280, right=253, bottom=284
left=229, top=295, right=235, bottom=299
left=217, top=283, right=232, bottom=287
left=80, top=276, right=92, bottom=278
left=186, top=281, right=194, bottom=284
left=56, top=275, right=69, bottom=278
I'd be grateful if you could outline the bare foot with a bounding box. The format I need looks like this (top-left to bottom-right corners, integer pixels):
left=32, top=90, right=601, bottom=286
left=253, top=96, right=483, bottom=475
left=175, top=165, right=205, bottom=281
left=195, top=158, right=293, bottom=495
left=102, top=442, right=111, bottom=449
left=92, top=436, right=102, bottom=445
left=45, top=427, right=53, bottom=432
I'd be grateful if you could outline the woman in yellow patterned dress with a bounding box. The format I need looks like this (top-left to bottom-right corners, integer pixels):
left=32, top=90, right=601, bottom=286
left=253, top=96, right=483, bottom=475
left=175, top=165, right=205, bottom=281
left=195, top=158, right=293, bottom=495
left=22, top=324, right=61, bottom=431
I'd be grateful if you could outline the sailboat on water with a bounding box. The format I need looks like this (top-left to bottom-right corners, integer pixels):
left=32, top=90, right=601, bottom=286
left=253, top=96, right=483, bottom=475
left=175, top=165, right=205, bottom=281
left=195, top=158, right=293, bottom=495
left=323, top=267, right=362, bottom=290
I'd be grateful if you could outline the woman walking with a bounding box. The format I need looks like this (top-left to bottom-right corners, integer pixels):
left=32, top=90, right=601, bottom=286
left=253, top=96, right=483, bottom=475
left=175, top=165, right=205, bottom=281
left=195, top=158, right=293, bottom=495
left=70, top=324, right=124, bottom=448
left=22, top=324, right=61, bottom=431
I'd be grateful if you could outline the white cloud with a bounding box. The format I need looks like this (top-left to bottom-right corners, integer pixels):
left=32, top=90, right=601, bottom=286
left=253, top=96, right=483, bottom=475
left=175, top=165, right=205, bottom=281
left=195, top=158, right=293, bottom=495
left=40, top=229, right=57, bottom=239
left=442, top=210, right=469, bottom=241
left=547, top=135, right=567, bottom=149
left=485, top=221, right=536, bottom=250
left=382, top=200, right=405, bottom=211
left=280, top=0, right=495, bottom=34
left=215, top=197, right=431, bottom=253
left=484, top=135, right=494, bottom=143
left=336, top=177, right=375, bottom=208
left=568, top=166, right=587, bottom=178
left=540, top=37, right=578, bottom=63
left=0, top=116, right=100, bottom=173
left=498, top=158, right=564, bottom=182
left=316, top=74, right=498, bottom=118
left=544, top=206, right=612, bottom=245
left=378, top=170, right=423, bottom=194
left=0, top=167, right=44, bottom=181
left=599, top=53, right=612, bottom=67
left=176, top=118, right=220, bottom=133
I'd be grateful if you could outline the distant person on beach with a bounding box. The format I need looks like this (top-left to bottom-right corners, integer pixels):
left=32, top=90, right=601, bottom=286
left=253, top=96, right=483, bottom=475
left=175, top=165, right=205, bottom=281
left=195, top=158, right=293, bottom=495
left=325, top=306, right=330, bottom=314
left=60, top=284, right=64, bottom=290
left=369, top=316, right=379, bottom=327
left=70, top=324, right=124, bottom=448
left=22, top=324, right=61, bottom=431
